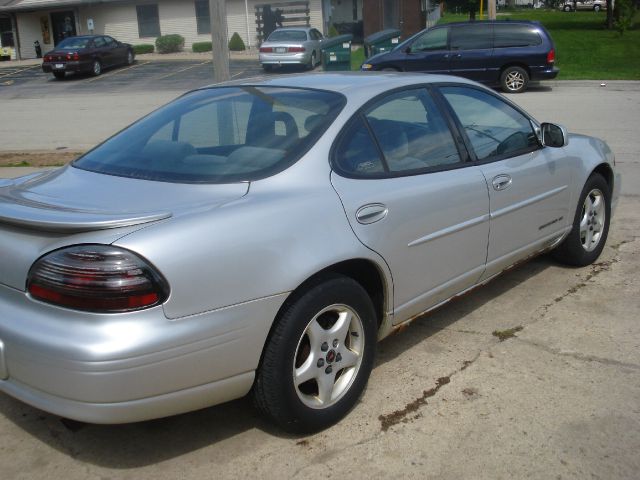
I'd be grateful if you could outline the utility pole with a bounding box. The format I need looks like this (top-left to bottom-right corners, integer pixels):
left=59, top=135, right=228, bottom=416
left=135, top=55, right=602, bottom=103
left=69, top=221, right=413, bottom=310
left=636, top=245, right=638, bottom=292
left=488, top=0, right=496, bottom=19
left=209, top=0, right=230, bottom=83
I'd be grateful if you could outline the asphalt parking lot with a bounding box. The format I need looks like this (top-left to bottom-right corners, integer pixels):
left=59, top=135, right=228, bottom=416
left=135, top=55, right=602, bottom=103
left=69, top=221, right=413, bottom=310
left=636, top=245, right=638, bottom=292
left=0, top=80, right=639, bottom=479
left=0, top=58, right=268, bottom=95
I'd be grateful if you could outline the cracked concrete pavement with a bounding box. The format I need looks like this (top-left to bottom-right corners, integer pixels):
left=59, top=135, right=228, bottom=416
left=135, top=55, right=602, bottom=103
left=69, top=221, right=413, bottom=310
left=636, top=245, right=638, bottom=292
left=0, top=81, right=639, bottom=479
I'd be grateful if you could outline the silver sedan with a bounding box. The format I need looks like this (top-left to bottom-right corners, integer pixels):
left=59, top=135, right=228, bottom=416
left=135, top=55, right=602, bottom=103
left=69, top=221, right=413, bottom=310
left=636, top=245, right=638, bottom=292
left=259, top=26, right=324, bottom=71
left=0, top=73, right=620, bottom=433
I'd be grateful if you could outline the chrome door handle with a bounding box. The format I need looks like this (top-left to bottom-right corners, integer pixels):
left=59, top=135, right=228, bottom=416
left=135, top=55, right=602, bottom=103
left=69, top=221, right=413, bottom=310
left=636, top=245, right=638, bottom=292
left=356, top=203, right=388, bottom=224
left=492, top=174, right=512, bottom=191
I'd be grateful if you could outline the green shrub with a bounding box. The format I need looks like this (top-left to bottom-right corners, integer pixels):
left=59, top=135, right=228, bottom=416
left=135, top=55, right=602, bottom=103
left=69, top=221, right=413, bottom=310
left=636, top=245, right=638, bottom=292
left=155, top=34, right=185, bottom=54
left=133, top=44, right=154, bottom=54
left=614, top=0, right=636, bottom=35
left=192, top=41, right=212, bottom=52
left=228, top=32, right=246, bottom=51
left=328, top=25, right=339, bottom=37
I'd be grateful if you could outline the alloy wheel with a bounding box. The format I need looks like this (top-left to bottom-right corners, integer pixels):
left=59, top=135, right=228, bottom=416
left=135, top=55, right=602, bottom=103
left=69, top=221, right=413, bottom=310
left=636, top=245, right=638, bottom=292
left=580, top=188, right=606, bottom=252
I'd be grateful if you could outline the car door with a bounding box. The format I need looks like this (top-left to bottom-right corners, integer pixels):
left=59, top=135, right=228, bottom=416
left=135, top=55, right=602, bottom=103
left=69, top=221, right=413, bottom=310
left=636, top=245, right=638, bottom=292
left=448, top=24, right=495, bottom=83
left=438, top=85, right=572, bottom=281
left=400, top=26, right=450, bottom=74
left=92, top=36, right=109, bottom=66
left=330, top=87, right=490, bottom=323
left=104, top=36, right=126, bottom=65
left=310, top=28, right=323, bottom=59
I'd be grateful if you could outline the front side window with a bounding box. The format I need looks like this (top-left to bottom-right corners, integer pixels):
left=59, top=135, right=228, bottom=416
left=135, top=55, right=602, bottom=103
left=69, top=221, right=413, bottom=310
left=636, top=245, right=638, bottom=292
left=334, top=88, right=461, bottom=177
left=93, top=37, right=106, bottom=48
left=74, top=87, right=345, bottom=183
left=411, top=27, right=448, bottom=52
left=440, top=86, right=539, bottom=161
left=195, top=0, right=210, bottom=35
left=136, top=4, right=160, bottom=38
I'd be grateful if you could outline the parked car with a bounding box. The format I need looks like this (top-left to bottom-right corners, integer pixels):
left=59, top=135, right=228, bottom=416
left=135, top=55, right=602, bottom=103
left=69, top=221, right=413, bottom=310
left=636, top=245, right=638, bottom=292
left=259, top=26, right=324, bottom=71
left=42, top=35, right=134, bottom=80
left=361, top=21, right=559, bottom=93
left=558, top=0, right=606, bottom=11
left=0, top=73, right=619, bottom=433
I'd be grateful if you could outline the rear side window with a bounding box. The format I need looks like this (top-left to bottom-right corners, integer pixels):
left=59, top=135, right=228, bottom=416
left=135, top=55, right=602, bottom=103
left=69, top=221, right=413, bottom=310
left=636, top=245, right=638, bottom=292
left=334, top=89, right=461, bottom=177
left=450, top=25, right=492, bottom=50
left=74, top=87, right=345, bottom=183
left=494, top=25, right=542, bottom=48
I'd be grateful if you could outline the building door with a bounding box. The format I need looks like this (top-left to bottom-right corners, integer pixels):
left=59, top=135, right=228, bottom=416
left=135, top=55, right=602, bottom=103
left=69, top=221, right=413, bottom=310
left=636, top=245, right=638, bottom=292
left=0, top=16, right=15, bottom=48
left=51, top=11, right=76, bottom=45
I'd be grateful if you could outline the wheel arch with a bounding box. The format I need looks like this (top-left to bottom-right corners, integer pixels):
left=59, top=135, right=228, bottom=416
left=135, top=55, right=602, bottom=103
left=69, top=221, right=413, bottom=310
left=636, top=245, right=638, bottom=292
left=591, top=162, right=614, bottom=192
left=500, top=62, right=531, bottom=78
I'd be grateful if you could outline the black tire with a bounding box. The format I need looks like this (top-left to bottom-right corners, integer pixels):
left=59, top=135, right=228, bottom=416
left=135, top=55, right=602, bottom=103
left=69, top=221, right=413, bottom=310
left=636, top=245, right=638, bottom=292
left=126, top=49, right=135, bottom=65
left=500, top=66, right=529, bottom=93
left=53, top=71, right=65, bottom=80
left=262, top=64, right=273, bottom=72
left=553, top=173, right=611, bottom=267
left=253, top=274, right=377, bottom=433
left=91, top=59, right=102, bottom=76
left=307, top=52, right=316, bottom=70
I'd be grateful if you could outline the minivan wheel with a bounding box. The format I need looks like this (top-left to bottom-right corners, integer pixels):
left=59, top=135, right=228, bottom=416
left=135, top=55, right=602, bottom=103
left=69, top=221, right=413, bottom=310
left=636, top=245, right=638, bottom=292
left=500, top=66, right=529, bottom=93
left=552, top=173, right=611, bottom=267
left=253, top=274, right=377, bottom=433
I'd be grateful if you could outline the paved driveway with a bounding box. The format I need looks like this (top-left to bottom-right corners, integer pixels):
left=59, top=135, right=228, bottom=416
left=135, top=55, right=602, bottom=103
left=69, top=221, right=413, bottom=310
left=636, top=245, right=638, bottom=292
left=0, top=81, right=639, bottom=479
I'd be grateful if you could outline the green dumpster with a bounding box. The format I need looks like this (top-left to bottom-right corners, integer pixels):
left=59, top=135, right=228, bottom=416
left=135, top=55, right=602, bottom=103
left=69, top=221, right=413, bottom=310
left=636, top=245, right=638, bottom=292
left=321, top=34, right=354, bottom=72
left=364, top=29, right=401, bottom=58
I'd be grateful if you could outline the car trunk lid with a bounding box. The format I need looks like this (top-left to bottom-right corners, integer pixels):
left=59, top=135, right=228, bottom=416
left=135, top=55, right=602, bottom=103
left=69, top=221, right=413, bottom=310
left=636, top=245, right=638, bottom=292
left=0, top=166, right=249, bottom=290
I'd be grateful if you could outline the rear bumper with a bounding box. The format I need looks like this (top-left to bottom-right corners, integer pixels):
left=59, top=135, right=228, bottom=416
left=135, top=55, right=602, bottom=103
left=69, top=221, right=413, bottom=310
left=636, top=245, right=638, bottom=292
left=0, top=283, right=287, bottom=423
left=531, top=66, right=560, bottom=81
left=42, top=60, right=92, bottom=74
left=259, top=52, right=311, bottom=65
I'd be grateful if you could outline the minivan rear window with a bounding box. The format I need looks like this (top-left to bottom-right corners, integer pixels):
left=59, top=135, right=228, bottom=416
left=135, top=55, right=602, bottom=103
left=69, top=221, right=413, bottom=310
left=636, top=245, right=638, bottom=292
left=493, top=25, right=542, bottom=48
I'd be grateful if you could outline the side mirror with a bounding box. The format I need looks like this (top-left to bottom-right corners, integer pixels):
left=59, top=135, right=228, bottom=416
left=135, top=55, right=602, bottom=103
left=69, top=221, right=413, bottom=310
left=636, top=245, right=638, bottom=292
left=541, top=122, right=569, bottom=148
left=403, top=46, right=412, bottom=54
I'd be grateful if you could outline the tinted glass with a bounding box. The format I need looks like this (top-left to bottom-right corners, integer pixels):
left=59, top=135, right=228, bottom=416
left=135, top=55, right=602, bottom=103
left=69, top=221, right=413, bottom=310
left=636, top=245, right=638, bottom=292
left=268, top=30, right=308, bottom=42
left=450, top=25, right=492, bottom=50
left=195, top=0, right=211, bottom=35
left=441, top=86, right=539, bottom=161
left=334, top=117, right=385, bottom=175
left=93, top=37, right=106, bottom=47
left=493, top=24, right=542, bottom=48
left=74, top=87, right=345, bottom=183
left=411, top=28, right=447, bottom=51
left=103, top=36, right=115, bottom=46
left=365, top=89, right=459, bottom=172
left=56, top=37, right=91, bottom=49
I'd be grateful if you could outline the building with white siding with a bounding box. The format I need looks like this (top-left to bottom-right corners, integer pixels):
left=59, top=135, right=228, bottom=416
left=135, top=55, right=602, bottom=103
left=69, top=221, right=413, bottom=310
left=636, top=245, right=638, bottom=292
left=0, top=0, right=326, bottom=59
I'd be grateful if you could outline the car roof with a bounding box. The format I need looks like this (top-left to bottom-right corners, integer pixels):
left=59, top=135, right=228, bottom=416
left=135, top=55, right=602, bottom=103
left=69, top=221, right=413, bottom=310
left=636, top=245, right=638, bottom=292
left=438, top=20, right=542, bottom=27
left=270, top=26, right=313, bottom=32
left=203, top=72, right=479, bottom=97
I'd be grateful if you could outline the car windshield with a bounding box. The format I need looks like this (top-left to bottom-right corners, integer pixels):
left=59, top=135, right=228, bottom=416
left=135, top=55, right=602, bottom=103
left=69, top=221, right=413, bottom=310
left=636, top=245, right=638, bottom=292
left=56, top=37, right=91, bottom=49
left=267, top=30, right=307, bottom=42
left=73, top=86, right=345, bottom=183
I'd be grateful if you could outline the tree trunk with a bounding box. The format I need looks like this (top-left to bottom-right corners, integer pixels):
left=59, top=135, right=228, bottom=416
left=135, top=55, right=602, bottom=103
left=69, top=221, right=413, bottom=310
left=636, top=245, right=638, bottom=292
left=210, top=0, right=230, bottom=83
left=606, top=0, right=614, bottom=29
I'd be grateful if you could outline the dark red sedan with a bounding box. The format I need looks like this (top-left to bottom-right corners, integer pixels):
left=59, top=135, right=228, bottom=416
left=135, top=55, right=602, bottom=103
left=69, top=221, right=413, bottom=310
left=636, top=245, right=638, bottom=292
left=42, top=35, right=134, bottom=80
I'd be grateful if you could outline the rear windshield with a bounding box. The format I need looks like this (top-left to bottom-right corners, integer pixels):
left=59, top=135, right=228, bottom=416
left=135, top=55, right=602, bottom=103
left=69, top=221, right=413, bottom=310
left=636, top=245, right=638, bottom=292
left=56, top=37, right=91, bottom=49
left=73, top=87, right=345, bottom=183
left=267, top=30, right=308, bottom=42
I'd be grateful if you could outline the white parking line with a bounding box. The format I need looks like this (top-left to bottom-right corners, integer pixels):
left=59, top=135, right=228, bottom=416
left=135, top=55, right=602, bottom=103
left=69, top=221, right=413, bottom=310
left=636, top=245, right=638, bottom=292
left=154, top=60, right=211, bottom=80
left=0, top=64, right=39, bottom=79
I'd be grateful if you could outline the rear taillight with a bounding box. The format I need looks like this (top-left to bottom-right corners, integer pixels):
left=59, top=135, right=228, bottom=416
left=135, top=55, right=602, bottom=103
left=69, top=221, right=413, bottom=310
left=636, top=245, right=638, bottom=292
left=288, top=46, right=305, bottom=53
left=43, top=55, right=51, bottom=62
left=547, top=49, right=555, bottom=64
left=260, top=46, right=273, bottom=53
left=27, top=245, right=169, bottom=313
left=65, top=52, right=79, bottom=61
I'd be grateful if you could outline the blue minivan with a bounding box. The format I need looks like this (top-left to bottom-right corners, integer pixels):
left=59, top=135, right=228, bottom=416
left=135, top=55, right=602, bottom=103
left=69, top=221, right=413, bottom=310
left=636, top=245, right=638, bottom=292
left=361, top=21, right=559, bottom=93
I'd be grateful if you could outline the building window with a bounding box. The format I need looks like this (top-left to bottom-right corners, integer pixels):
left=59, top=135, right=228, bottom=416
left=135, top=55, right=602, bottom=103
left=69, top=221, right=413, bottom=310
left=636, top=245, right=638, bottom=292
left=195, top=0, right=210, bottom=34
left=136, top=4, right=160, bottom=38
